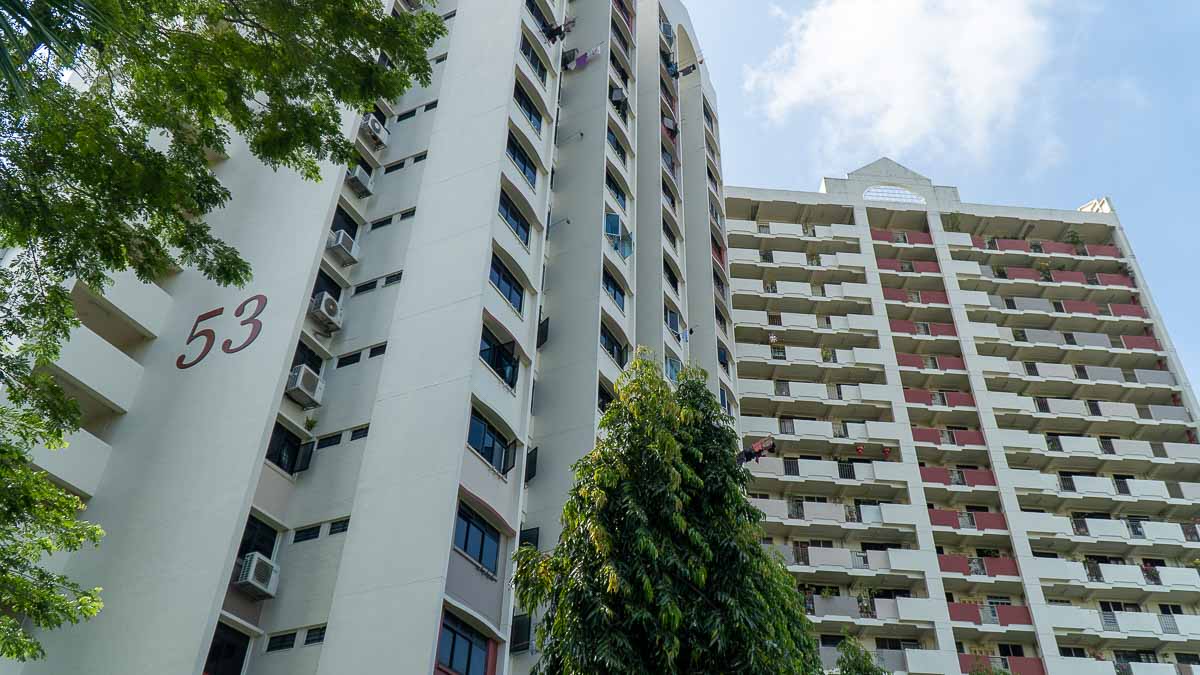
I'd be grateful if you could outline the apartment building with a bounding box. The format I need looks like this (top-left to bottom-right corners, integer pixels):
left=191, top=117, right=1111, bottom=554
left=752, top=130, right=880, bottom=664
left=0, top=1, right=728, bottom=675
left=730, top=158, right=1200, bottom=675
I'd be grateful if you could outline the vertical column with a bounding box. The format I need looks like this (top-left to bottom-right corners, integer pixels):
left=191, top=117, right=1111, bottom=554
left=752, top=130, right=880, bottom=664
left=854, top=205, right=957, bottom=653
left=927, top=211, right=1060, bottom=660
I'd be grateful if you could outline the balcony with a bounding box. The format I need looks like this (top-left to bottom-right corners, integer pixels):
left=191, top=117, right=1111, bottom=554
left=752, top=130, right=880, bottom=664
left=1016, top=471, right=1200, bottom=516
left=745, top=456, right=912, bottom=497
left=947, top=601, right=1033, bottom=626
left=897, top=353, right=967, bottom=371
left=884, top=288, right=950, bottom=304
left=1045, top=604, right=1200, bottom=642
left=959, top=654, right=1046, bottom=675
left=1031, top=556, right=1200, bottom=597
left=871, top=229, right=934, bottom=246
left=1043, top=658, right=1187, bottom=675
left=920, top=467, right=996, bottom=487
left=1022, top=512, right=1200, bottom=554
left=910, top=427, right=986, bottom=447
left=52, top=324, right=144, bottom=414
left=937, top=554, right=1018, bottom=577
left=928, top=509, right=1007, bottom=531
left=890, top=319, right=957, bottom=337
left=878, top=257, right=940, bottom=274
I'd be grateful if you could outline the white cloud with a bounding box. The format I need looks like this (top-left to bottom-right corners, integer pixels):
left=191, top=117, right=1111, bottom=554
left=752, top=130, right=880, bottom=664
left=744, top=0, right=1054, bottom=164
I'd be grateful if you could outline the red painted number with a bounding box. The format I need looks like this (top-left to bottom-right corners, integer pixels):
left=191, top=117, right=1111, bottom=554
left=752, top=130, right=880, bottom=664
left=222, top=294, right=268, bottom=354
left=175, top=294, right=269, bottom=369
left=175, top=307, right=224, bottom=369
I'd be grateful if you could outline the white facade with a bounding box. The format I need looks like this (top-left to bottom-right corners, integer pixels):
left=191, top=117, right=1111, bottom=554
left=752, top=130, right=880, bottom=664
left=730, top=158, right=1200, bottom=674
left=2, top=1, right=728, bottom=675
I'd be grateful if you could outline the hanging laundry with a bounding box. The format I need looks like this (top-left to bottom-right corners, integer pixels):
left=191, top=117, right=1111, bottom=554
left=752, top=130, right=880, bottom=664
left=564, top=44, right=603, bottom=72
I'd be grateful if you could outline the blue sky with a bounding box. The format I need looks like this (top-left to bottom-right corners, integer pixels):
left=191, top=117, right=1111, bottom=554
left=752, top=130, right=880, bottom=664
left=686, top=0, right=1200, bottom=386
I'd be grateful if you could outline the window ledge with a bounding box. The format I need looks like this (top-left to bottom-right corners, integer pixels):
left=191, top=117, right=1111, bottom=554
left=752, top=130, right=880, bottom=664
left=466, top=444, right=510, bottom=483
left=452, top=546, right=499, bottom=581
left=489, top=280, right=525, bottom=320
left=478, top=356, right=518, bottom=396
left=263, top=459, right=298, bottom=483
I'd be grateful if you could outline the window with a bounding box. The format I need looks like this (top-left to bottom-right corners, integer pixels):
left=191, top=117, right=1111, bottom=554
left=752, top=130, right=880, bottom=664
left=369, top=343, right=388, bottom=357
left=312, top=269, right=342, bottom=302
left=610, top=19, right=628, bottom=53
left=600, top=324, right=628, bottom=366
left=997, top=644, right=1025, bottom=657
left=604, top=213, right=632, bottom=260
left=266, top=423, right=303, bottom=474
left=664, top=305, right=680, bottom=339
left=432, top=54, right=447, bottom=64
left=317, top=433, right=342, bottom=449
left=1177, top=654, right=1200, bottom=665
left=424, top=101, right=438, bottom=111
left=506, top=132, right=537, bottom=186
left=513, top=84, right=543, bottom=134
left=663, top=259, right=679, bottom=292
left=384, top=161, right=405, bottom=174
left=204, top=623, right=250, bottom=675
left=499, top=191, right=531, bottom=246
left=238, top=515, right=278, bottom=559
left=609, top=53, right=629, bottom=85
left=330, top=206, right=359, bottom=239
left=437, top=612, right=490, bottom=675
left=519, top=36, right=548, bottom=84
left=454, top=504, right=500, bottom=574
left=372, top=215, right=394, bottom=229
left=480, top=325, right=519, bottom=388
left=336, top=352, right=361, bottom=368
left=266, top=632, right=296, bottom=653
left=717, top=345, right=730, bottom=372
left=350, top=426, right=370, bottom=440
left=292, top=341, right=323, bottom=374
left=412, top=152, right=427, bottom=163
left=355, top=280, right=379, bottom=294
left=662, top=223, right=677, bottom=249
left=606, top=127, right=626, bottom=163
left=602, top=268, right=625, bottom=311
left=665, top=355, right=682, bottom=382
left=468, top=409, right=512, bottom=473
left=384, top=272, right=404, bottom=286
left=397, top=108, right=417, bottom=121
left=293, top=525, right=321, bottom=543
left=329, top=518, right=350, bottom=535
left=304, top=626, right=326, bottom=646
left=489, top=254, right=525, bottom=312
left=400, top=207, right=417, bottom=219
left=605, top=171, right=626, bottom=209
left=598, top=384, right=614, bottom=412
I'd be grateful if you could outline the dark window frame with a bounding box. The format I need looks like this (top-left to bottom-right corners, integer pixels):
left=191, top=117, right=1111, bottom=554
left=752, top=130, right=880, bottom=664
left=454, top=504, right=501, bottom=574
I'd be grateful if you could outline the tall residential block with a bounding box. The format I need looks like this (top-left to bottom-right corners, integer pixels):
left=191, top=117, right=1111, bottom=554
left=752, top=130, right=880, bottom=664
left=729, top=158, right=1200, bottom=675
left=2, top=1, right=728, bottom=674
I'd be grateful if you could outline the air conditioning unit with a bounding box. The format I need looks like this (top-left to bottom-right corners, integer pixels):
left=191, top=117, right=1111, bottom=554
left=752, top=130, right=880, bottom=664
left=345, top=165, right=375, bottom=198
left=359, top=115, right=390, bottom=150
left=234, top=552, right=279, bottom=600
left=326, top=229, right=360, bottom=266
left=308, top=292, right=343, bottom=331
left=286, top=364, right=325, bottom=408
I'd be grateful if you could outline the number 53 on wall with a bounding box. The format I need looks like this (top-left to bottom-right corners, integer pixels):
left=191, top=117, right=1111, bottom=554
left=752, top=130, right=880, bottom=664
left=176, top=294, right=269, bottom=369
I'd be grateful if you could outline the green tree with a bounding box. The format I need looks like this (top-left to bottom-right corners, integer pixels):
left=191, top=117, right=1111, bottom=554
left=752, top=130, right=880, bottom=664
left=0, top=0, right=444, bottom=661
left=834, top=633, right=887, bottom=675
left=514, top=353, right=821, bottom=674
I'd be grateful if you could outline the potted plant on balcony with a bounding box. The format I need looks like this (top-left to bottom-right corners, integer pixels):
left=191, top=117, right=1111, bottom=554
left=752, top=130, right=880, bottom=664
left=1065, top=227, right=1083, bottom=250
